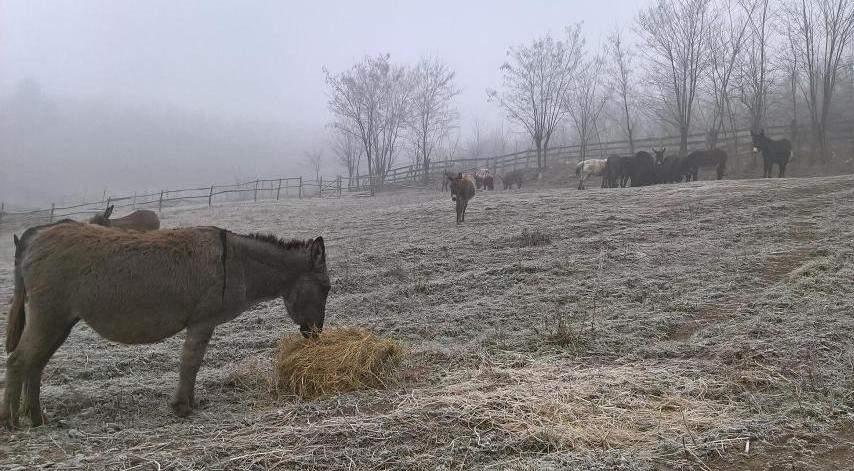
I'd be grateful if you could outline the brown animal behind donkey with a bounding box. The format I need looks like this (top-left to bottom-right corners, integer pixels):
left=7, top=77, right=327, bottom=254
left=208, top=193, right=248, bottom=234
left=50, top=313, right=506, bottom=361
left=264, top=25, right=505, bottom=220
left=89, top=205, right=160, bottom=231
left=2, top=221, right=329, bottom=428
left=448, top=173, right=475, bottom=224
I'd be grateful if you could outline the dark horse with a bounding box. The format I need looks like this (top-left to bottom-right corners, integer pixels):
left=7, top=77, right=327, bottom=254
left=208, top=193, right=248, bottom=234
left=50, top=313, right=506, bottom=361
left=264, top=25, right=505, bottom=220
left=630, top=151, right=657, bottom=187
left=604, top=154, right=624, bottom=188
left=683, top=148, right=727, bottom=181
left=751, top=130, right=792, bottom=178
left=653, top=148, right=687, bottom=184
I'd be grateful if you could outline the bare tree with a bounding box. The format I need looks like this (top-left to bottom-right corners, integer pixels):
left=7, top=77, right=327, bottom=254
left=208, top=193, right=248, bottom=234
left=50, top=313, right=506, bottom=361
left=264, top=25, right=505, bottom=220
left=409, top=57, right=459, bottom=184
left=783, top=0, right=854, bottom=162
left=304, top=148, right=323, bottom=182
left=330, top=126, right=363, bottom=190
left=466, top=118, right=484, bottom=157
left=737, top=0, right=773, bottom=132
left=606, top=29, right=638, bottom=155
left=566, top=55, right=609, bottom=163
left=707, top=0, right=753, bottom=148
left=325, top=54, right=412, bottom=195
left=488, top=24, right=584, bottom=174
left=638, top=0, right=714, bottom=155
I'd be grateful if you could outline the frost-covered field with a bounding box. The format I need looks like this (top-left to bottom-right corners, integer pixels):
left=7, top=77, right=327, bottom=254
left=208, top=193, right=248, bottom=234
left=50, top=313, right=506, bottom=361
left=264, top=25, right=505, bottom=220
left=2, top=176, right=854, bottom=470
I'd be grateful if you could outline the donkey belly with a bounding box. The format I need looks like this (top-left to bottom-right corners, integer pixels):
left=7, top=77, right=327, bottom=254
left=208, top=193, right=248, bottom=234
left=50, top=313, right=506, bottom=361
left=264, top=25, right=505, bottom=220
left=81, top=304, right=190, bottom=345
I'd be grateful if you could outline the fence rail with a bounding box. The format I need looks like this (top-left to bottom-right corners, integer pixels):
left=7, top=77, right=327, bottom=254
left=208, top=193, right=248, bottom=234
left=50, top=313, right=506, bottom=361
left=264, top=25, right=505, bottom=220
left=0, top=176, right=344, bottom=229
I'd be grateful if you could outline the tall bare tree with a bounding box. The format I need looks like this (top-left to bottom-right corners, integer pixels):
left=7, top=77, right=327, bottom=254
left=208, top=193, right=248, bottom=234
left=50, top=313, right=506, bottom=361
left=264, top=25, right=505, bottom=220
left=566, top=55, right=610, bottom=163
left=783, top=0, right=854, bottom=162
left=409, top=58, right=459, bottom=184
left=707, top=0, right=753, bottom=147
left=304, top=148, right=323, bottom=182
left=737, top=0, right=773, bottom=132
left=638, top=0, right=714, bottom=155
left=606, top=29, right=638, bottom=155
left=330, top=127, right=363, bottom=190
left=325, top=54, right=412, bottom=195
left=488, top=24, right=584, bottom=174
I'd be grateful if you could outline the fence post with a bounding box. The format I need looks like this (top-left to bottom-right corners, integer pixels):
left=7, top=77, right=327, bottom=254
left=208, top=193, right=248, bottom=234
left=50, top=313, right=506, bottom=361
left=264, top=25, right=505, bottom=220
left=276, top=179, right=282, bottom=200
left=208, top=185, right=215, bottom=207
left=132, top=193, right=137, bottom=209
left=158, top=191, right=164, bottom=213
left=49, top=203, right=55, bottom=223
left=253, top=180, right=259, bottom=202
left=319, top=176, right=323, bottom=198
left=338, top=176, right=342, bottom=198
left=299, top=177, right=303, bottom=199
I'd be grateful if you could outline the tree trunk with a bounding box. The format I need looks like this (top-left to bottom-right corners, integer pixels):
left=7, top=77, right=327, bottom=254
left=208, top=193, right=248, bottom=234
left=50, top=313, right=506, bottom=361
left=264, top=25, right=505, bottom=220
left=679, top=125, right=689, bottom=156
left=423, top=157, right=430, bottom=185
left=535, top=138, right=543, bottom=170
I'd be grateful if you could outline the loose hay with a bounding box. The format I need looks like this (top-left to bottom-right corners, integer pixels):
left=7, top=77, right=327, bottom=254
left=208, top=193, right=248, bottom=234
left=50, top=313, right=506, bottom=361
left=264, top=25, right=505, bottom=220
left=274, top=327, right=404, bottom=399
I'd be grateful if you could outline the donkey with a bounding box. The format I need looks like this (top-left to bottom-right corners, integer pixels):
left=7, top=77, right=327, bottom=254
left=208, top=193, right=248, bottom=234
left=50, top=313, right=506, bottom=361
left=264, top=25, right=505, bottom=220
left=604, top=155, right=624, bottom=188
left=89, top=205, right=160, bottom=231
left=751, top=130, right=792, bottom=178
left=630, top=151, right=657, bottom=187
left=448, top=173, right=476, bottom=224
left=2, top=221, right=329, bottom=428
left=482, top=174, right=495, bottom=191
left=498, top=170, right=524, bottom=190
left=652, top=148, right=687, bottom=184
left=575, top=159, right=608, bottom=190
left=683, top=148, right=728, bottom=181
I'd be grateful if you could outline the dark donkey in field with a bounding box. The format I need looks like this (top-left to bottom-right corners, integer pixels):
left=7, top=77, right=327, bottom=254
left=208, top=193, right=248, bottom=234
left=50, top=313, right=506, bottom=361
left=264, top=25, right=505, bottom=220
left=2, top=221, right=330, bottom=428
left=683, top=148, right=728, bottom=181
left=751, top=130, right=792, bottom=178
left=89, top=205, right=160, bottom=231
left=448, top=173, right=475, bottom=224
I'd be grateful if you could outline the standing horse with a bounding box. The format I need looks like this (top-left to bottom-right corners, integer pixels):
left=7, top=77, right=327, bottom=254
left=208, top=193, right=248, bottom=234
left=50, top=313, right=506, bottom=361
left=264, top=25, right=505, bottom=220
left=751, top=130, right=792, bottom=178
left=448, top=173, right=476, bottom=224
left=575, top=159, right=608, bottom=190
left=630, top=152, right=657, bottom=187
left=498, top=170, right=524, bottom=190
left=2, top=222, right=329, bottom=428
left=683, top=148, right=728, bottom=181
left=89, top=205, right=160, bottom=231
left=604, top=155, right=624, bottom=188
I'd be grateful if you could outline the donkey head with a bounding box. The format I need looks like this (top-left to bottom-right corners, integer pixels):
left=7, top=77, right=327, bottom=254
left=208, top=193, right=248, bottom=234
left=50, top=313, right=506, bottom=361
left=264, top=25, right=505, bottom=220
left=283, top=237, right=330, bottom=338
left=652, top=147, right=667, bottom=164
left=448, top=172, right=463, bottom=201
left=89, top=205, right=115, bottom=226
left=750, top=130, right=767, bottom=154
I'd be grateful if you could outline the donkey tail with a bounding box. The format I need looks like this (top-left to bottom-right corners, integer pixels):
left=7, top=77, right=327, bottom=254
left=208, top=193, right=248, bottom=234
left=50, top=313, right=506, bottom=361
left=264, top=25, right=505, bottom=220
left=6, top=263, right=26, bottom=353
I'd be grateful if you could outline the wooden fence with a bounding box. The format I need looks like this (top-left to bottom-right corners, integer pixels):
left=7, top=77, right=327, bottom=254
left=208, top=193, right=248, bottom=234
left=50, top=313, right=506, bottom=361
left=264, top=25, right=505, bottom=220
left=355, top=122, right=853, bottom=189
left=0, top=176, right=344, bottom=229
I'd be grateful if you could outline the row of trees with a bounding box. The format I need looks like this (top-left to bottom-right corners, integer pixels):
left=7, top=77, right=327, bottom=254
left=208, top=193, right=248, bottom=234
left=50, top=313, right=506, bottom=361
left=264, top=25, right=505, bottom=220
left=326, top=0, right=854, bottom=191
left=325, top=55, right=459, bottom=193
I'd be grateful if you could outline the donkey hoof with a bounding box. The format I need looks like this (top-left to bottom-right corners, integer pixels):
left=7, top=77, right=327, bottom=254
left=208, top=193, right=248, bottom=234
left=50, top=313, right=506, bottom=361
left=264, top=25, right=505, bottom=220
left=169, top=400, right=193, bottom=418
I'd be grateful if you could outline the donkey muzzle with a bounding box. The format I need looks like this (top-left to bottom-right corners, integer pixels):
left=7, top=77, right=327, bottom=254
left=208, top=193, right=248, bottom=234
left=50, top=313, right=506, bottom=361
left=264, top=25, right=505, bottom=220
left=300, top=324, right=322, bottom=339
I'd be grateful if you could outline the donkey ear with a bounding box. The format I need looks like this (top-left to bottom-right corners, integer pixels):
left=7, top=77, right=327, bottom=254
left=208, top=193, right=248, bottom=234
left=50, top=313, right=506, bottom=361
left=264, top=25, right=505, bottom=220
left=104, top=205, right=114, bottom=219
left=310, top=236, right=326, bottom=268
left=662, top=147, right=666, bottom=153
left=13, top=234, right=19, bottom=248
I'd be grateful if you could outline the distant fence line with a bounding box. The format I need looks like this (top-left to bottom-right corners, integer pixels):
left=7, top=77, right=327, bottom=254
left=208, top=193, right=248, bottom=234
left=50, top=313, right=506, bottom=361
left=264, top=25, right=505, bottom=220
left=354, top=121, right=854, bottom=189
left=0, top=176, right=344, bottom=229
left=3, top=121, right=852, bottom=229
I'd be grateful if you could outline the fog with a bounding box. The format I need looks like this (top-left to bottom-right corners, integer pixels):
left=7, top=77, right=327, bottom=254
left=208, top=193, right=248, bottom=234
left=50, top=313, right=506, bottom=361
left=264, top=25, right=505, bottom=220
left=0, top=0, right=642, bottom=206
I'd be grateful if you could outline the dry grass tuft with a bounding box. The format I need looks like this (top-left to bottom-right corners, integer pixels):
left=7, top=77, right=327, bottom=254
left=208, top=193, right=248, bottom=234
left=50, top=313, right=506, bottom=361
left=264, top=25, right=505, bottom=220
left=507, top=228, right=552, bottom=247
left=274, top=327, right=404, bottom=399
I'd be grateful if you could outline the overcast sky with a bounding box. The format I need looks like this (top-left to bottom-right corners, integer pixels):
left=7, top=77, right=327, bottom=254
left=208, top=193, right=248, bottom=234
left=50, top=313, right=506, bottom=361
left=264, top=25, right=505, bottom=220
left=1, top=0, right=645, bottom=130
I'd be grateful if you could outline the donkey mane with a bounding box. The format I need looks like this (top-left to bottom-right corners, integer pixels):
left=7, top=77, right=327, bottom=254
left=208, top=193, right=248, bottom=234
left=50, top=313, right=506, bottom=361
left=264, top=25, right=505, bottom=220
left=246, top=233, right=313, bottom=250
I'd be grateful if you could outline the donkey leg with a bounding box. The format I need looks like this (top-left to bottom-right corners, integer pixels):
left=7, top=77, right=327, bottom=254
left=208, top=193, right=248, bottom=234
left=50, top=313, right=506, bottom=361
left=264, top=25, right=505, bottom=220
left=23, top=320, right=77, bottom=426
left=171, top=323, right=215, bottom=417
left=779, top=162, right=787, bottom=178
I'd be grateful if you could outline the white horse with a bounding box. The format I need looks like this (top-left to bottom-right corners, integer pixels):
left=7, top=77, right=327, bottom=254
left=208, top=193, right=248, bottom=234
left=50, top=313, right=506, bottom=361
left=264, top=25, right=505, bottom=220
left=575, top=159, right=608, bottom=189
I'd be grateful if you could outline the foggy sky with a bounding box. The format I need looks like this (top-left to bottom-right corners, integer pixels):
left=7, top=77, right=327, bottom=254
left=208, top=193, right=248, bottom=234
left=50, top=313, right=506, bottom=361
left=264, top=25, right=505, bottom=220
left=1, top=0, right=645, bottom=205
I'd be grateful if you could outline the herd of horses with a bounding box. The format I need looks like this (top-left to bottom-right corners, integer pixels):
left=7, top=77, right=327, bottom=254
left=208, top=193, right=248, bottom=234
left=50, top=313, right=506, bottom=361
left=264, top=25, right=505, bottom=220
left=2, top=206, right=329, bottom=428
left=446, top=130, right=793, bottom=223
left=577, top=130, right=793, bottom=190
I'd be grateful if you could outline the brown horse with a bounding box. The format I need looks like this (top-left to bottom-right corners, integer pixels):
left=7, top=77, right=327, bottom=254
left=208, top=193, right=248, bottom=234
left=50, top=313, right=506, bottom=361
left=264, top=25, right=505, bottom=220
left=447, top=173, right=475, bottom=224
left=89, top=205, right=160, bottom=231
left=2, top=221, right=329, bottom=428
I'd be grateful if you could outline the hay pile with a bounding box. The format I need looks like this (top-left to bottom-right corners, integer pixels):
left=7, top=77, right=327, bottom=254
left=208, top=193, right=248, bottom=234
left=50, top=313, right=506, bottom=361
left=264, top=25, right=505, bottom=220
left=274, top=327, right=403, bottom=399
